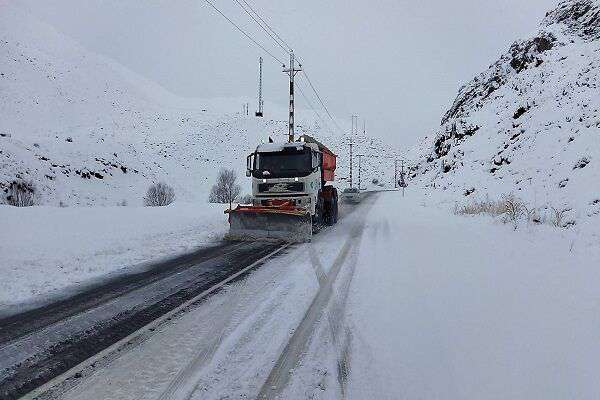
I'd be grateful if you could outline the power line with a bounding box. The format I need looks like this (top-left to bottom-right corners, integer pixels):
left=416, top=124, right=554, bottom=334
left=209, top=0, right=343, bottom=138
left=296, top=81, right=332, bottom=133
left=300, top=67, right=344, bottom=135
left=234, top=0, right=292, bottom=53
left=225, top=0, right=341, bottom=136
left=203, top=0, right=286, bottom=65
left=240, top=0, right=293, bottom=51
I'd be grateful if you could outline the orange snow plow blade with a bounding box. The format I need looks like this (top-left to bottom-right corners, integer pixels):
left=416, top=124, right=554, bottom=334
left=225, top=203, right=312, bottom=243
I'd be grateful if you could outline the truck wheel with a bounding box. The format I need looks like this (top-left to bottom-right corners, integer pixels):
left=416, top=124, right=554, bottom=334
left=313, top=196, right=324, bottom=227
left=332, top=190, right=339, bottom=223
left=324, top=197, right=335, bottom=226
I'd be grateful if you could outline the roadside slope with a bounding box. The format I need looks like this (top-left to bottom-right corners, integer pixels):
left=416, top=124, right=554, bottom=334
left=0, top=3, right=398, bottom=206
left=410, top=0, right=600, bottom=227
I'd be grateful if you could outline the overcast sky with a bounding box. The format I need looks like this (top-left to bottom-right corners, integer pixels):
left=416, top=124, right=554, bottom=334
left=21, top=0, right=558, bottom=148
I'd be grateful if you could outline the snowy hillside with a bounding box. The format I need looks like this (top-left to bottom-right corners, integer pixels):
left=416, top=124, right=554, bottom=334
left=410, top=0, right=600, bottom=224
left=0, top=4, right=397, bottom=206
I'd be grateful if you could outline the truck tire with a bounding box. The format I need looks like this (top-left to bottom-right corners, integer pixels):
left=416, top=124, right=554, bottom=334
left=332, top=189, right=339, bottom=223
left=313, top=195, right=324, bottom=227
left=325, top=198, right=335, bottom=226
left=322, top=186, right=337, bottom=226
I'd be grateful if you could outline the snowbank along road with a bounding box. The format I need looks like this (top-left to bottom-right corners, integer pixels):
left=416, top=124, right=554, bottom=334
left=0, top=192, right=375, bottom=400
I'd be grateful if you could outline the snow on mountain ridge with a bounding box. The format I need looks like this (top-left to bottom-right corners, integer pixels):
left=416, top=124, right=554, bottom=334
left=411, top=0, right=600, bottom=230
left=0, top=4, right=398, bottom=206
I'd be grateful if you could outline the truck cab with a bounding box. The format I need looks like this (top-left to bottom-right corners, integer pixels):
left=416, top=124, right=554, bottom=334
left=245, top=135, right=338, bottom=225
left=246, top=142, right=322, bottom=215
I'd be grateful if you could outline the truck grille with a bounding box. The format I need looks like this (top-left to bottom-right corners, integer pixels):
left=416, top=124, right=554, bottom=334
left=258, top=182, right=304, bottom=193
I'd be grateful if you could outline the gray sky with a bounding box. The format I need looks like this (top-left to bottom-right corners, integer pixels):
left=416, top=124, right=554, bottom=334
left=22, top=0, right=558, bottom=148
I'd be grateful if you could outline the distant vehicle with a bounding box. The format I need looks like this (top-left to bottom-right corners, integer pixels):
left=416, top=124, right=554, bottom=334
left=342, top=187, right=361, bottom=203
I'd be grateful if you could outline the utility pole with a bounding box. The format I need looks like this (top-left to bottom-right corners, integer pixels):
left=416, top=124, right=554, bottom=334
left=349, top=114, right=358, bottom=188
left=351, top=115, right=358, bottom=136
left=357, top=154, right=364, bottom=190
left=394, top=159, right=398, bottom=189
left=255, top=57, right=263, bottom=117
left=349, top=139, right=353, bottom=188
left=283, top=51, right=302, bottom=142
left=363, top=119, right=366, bottom=135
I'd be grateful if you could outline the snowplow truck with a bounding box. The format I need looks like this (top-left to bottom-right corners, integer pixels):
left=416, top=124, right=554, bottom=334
left=225, top=135, right=338, bottom=242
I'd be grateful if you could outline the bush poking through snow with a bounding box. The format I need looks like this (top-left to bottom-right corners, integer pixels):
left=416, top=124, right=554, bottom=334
left=209, top=169, right=241, bottom=209
left=5, top=180, right=37, bottom=207
left=455, top=194, right=574, bottom=230
left=144, top=182, right=175, bottom=207
left=454, top=195, right=506, bottom=217
left=502, top=194, right=526, bottom=229
left=550, top=207, right=569, bottom=228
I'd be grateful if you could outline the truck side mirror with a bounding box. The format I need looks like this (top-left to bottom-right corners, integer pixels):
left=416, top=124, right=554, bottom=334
left=246, top=154, right=254, bottom=176
left=312, top=152, right=321, bottom=170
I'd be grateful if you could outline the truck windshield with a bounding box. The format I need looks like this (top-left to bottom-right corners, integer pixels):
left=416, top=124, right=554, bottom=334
left=254, top=150, right=312, bottom=178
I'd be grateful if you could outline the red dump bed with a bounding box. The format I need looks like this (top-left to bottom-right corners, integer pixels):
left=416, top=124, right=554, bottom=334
left=299, top=134, right=337, bottom=182
left=321, top=148, right=336, bottom=182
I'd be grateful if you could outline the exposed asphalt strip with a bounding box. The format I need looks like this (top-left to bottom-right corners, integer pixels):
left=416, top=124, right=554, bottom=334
left=18, top=243, right=291, bottom=400
left=256, top=198, right=373, bottom=399
left=0, top=241, right=246, bottom=345
left=2, top=241, right=288, bottom=400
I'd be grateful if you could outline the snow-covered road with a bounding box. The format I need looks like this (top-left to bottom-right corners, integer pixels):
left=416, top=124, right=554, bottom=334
left=34, top=191, right=600, bottom=400
left=345, top=191, right=600, bottom=400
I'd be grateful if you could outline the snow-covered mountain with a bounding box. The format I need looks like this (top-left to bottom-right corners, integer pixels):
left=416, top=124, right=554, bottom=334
left=0, top=4, right=397, bottom=206
left=411, top=0, right=600, bottom=224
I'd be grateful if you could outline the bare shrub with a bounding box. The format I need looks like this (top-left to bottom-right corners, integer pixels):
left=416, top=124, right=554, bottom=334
left=550, top=207, right=569, bottom=228
left=144, top=182, right=175, bottom=206
left=502, top=193, right=525, bottom=228
left=456, top=194, right=575, bottom=231
left=5, top=180, right=37, bottom=207
left=454, top=195, right=506, bottom=217
left=209, top=169, right=241, bottom=209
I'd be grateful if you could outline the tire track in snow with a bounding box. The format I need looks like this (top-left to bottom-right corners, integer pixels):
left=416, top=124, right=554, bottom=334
left=257, top=198, right=374, bottom=399
left=158, top=200, right=377, bottom=400
left=156, top=264, right=284, bottom=400
left=328, top=217, right=374, bottom=398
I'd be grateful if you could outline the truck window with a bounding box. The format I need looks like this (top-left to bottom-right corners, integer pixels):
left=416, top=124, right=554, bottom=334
left=254, top=149, right=312, bottom=178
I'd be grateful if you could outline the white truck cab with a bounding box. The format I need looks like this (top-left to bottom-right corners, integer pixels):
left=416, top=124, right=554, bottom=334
left=247, top=142, right=322, bottom=215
